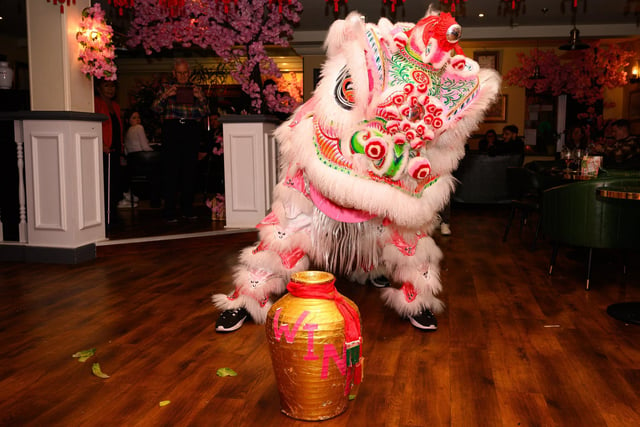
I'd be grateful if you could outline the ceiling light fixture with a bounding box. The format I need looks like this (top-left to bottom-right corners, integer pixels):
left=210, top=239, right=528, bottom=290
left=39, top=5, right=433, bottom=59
left=559, top=1, right=589, bottom=50
left=530, top=46, right=544, bottom=80
left=559, top=27, right=590, bottom=50
left=530, top=11, right=546, bottom=80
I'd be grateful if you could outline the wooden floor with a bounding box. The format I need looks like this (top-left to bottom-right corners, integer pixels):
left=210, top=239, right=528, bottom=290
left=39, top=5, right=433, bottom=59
left=1, top=205, right=639, bottom=426
left=104, top=198, right=229, bottom=241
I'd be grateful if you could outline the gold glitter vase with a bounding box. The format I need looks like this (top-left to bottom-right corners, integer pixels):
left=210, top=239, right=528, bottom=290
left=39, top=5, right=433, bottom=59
left=265, top=271, right=361, bottom=421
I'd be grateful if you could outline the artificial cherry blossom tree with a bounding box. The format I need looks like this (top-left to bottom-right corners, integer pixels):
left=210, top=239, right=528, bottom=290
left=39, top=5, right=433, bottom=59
left=504, top=42, right=634, bottom=119
left=126, top=0, right=303, bottom=114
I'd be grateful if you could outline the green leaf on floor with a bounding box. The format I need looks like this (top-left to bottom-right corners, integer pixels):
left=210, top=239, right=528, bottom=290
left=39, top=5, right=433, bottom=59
left=216, top=367, right=238, bottom=377
left=72, top=348, right=96, bottom=362
left=159, top=400, right=171, bottom=407
left=91, top=363, right=110, bottom=379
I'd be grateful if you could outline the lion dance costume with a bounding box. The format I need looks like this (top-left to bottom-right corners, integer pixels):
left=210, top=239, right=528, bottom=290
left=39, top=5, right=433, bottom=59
left=213, top=8, right=501, bottom=332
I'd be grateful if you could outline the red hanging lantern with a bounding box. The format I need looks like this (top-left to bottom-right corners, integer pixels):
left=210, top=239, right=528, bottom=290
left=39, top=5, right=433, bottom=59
left=325, top=0, right=348, bottom=13
left=269, top=0, right=292, bottom=14
left=215, top=0, right=238, bottom=14
left=108, top=0, right=135, bottom=16
left=383, top=0, right=405, bottom=13
left=47, top=0, right=76, bottom=14
left=502, top=0, right=524, bottom=11
left=441, top=0, right=467, bottom=13
left=159, top=0, right=187, bottom=17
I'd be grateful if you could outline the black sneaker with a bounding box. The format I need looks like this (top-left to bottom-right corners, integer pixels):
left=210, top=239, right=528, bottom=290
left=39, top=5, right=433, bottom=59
left=409, top=309, right=438, bottom=331
left=370, top=275, right=391, bottom=288
left=216, top=308, right=249, bottom=332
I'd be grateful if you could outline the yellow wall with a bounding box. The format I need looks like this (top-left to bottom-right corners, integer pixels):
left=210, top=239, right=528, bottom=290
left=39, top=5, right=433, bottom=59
left=467, top=46, right=526, bottom=136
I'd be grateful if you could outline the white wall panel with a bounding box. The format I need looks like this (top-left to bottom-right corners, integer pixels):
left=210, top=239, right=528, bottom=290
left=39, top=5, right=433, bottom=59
left=31, top=132, right=65, bottom=231
left=77, top=133, right=102, bottom=229
left=223, top=119, right=278, bottom=228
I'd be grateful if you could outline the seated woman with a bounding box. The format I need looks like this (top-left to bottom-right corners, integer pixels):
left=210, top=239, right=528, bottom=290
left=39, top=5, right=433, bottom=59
left=478, top=129, right=498, bottom=152
left=565, top=125, right=588, bottom=150
left=123, top=110, right=162, bottom=207
left=125, top=110, right=154, bottom=154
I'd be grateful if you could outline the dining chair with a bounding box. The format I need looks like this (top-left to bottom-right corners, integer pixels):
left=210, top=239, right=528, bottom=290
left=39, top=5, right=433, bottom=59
left=502, top=166, right=543, bottom=250
left=126, top=151, right=162, bottom=218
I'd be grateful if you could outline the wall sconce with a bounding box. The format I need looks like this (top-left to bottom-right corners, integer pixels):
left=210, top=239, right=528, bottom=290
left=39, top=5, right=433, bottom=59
left=631, top=62, right=640, bottom=83
left=76, top=4, right=117, bottom=80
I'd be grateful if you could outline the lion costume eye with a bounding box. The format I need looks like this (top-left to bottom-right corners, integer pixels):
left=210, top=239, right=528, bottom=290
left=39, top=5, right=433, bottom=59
left=446, top=24, right=462, bottom=43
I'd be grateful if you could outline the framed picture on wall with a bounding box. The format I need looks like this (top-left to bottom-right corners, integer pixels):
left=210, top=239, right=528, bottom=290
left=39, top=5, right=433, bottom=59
left=313, top=68, right=322, bottom=89
left=473, top=51, right=500, bottom=72
left=484, top=94, right=508, bottom=122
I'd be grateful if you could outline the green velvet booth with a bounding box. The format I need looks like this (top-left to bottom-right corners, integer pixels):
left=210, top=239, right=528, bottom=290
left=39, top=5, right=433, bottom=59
left=453, top=153, right=524, bottom=204
left=542, top=177, right=640, bottom=290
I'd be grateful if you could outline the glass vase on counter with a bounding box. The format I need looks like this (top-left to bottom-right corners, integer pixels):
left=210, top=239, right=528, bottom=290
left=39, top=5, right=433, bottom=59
left=0, top=57, right=14, bottom=90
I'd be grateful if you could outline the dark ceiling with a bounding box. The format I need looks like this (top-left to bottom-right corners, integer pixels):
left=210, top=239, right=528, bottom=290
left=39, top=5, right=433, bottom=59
left=2, top=1, right=639, bottom=47
left=298, top=0, right=640, bottom=31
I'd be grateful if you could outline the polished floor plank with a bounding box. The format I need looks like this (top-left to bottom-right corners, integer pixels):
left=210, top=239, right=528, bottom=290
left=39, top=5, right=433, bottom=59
left=105, top=199, right=228, bottom=241
left=1, top=205, right=639, bottom=426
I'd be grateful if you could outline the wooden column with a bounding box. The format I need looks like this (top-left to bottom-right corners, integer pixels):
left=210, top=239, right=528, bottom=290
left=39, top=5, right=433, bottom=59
left=26, top=0, right=93, bottom=112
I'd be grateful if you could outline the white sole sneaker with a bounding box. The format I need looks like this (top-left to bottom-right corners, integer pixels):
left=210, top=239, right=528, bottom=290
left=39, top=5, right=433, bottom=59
left=370, top=276, right=391, bottom=288
left=409, top=316, right=438, bottom=330
left=215, top=308, right=249, bottom=332
left=409, top=309, right=438, bottom=330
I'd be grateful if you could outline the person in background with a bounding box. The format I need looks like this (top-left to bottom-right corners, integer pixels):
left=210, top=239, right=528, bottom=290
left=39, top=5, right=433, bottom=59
left=94, top=79, right=124, bottom=228
left=602, top=119, right=640, bottom=169
left=478, top=129, right=498, bottom=152
left=152, top=59, right=209, bottom=222
left=565, top=125, right=588, bottom=150
left=439, top=203, right=452, bottom=236
left=490, top=124, right=525, bottom=160
left=124, top=110, right=154, bottom=154
left=122, top=109, right=162, bottom=208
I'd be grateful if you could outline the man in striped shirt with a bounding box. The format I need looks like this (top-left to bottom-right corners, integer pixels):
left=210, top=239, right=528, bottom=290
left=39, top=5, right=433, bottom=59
left=152, top=59, right=210, bottom=222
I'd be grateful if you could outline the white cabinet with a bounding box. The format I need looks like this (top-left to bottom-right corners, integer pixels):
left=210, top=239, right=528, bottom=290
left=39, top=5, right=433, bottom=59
left=222, top=116, right=279, bottom=228
left=0, top=111, right=105, bottom=263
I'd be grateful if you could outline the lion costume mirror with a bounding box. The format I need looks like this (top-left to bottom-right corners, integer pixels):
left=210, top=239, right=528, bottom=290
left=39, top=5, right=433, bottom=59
left=213, top=7, right=501, bottom=332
